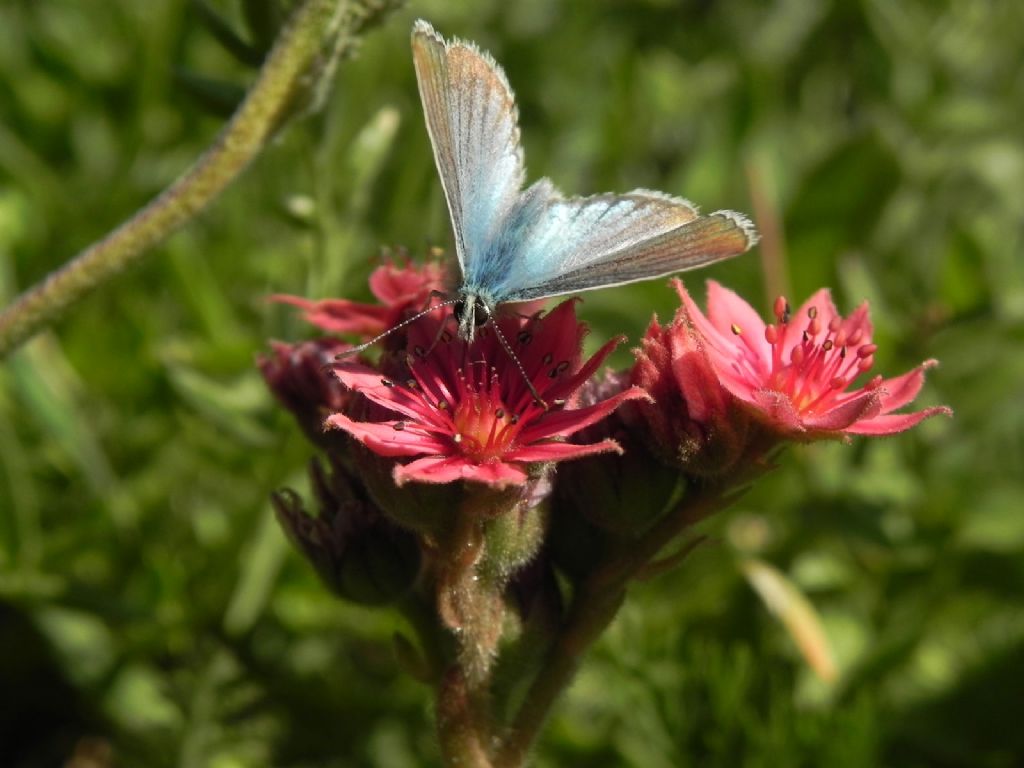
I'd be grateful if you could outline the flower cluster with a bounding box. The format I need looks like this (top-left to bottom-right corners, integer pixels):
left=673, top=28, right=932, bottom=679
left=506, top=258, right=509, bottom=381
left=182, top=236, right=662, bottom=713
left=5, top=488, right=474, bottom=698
left=260, top=254, right=952, bottom=768
left=261, top=257, right=950, bottom=607
left=264, top=257, right=951, bottom=492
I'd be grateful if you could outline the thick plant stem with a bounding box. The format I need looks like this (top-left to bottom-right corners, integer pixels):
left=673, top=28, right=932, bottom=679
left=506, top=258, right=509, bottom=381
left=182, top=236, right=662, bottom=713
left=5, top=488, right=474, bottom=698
left=435, top=491, right=519, bottom=766
left=493, top=581, right=624, bottom=768
left=495, top=486, right=735, bottom=768
left=437, top=504, right=502, bottom=688
left=0, top=0, right=346, bottom=358
left=437, top=670, right=495, bottom=768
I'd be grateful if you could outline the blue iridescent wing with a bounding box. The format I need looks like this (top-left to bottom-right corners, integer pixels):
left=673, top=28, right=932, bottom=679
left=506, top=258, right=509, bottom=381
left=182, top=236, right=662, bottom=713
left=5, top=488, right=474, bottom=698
left=412, top=22, right=758, bottom=303
left=411, top=20, right=525, bottom=279
left=494, top=190, right=758, bottom=302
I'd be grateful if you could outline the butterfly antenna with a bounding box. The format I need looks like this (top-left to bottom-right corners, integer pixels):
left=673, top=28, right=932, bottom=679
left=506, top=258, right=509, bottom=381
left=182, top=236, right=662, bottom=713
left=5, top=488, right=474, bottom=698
left=489, top=320, right=548, bottom=410
left=334, top=297, right=459, bottom=360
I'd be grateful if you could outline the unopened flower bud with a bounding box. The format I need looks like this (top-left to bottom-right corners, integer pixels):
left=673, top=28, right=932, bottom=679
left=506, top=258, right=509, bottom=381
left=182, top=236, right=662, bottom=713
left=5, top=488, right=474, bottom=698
left=272, top=458, right=420, bottom=605
left=502, top=555, right=564, bottom=659
left=259, top=338, right=351, bottom=453
left=477, top=472, right=552, bottom=580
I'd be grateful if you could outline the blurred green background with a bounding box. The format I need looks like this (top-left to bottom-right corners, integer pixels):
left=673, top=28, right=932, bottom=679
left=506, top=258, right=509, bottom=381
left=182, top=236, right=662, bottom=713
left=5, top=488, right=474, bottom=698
left=1, top=0, right=1022, bottom=766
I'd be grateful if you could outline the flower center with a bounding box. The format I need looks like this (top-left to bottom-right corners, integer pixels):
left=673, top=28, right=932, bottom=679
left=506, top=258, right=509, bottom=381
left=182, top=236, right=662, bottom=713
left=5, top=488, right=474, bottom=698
left=451, top=388, right=520, bottom=461
left=760, top=298, right=882, bottom=415
left=406, top=359, right=536, bottom=462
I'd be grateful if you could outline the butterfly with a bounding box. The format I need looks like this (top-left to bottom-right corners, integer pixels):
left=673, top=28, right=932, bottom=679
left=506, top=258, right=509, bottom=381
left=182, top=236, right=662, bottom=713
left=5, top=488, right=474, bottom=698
left=410, top=19, right=758, bottom=344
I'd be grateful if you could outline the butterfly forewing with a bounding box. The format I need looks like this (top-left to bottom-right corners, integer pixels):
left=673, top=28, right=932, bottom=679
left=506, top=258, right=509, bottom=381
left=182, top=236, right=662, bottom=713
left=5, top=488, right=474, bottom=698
left=411, top=21, right=525, bottom=277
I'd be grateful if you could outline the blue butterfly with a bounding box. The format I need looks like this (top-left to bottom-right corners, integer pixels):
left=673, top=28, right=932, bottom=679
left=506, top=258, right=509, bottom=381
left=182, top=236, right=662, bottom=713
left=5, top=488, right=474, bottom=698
left=410, top=20, right=758, bottom=343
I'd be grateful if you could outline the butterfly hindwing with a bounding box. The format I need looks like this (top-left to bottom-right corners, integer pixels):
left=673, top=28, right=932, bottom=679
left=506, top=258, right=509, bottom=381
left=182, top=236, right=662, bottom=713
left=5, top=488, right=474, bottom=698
left=501, top=195, right=757, bottom=301
left=411, top=21, right=525, bottom=278
left=481, top=188, right=757, bottom=302
left=491, top=190, right=694, bottom=298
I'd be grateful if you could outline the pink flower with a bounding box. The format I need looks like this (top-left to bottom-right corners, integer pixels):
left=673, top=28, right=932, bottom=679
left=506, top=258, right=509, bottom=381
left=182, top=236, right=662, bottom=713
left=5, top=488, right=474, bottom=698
left=270, top=259, right=448, bottom=339
left=327, top=300, right=648, bottom=488
left=676, top=280, right=952, bottom=439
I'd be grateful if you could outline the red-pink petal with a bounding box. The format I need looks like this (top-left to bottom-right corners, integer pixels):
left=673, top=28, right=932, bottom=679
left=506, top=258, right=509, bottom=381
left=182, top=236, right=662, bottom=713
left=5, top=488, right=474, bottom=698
left=844, top=405, right=952, bottom=435
left=669, top=329, right=731, bottom=423
left=331, top=364, right=443, bottom=427
left=268, top=294, right=315, bottom=311
left=511, top=437, right=623, bottom=463
left=269, top=294, right=391, bottom=335
left=517, top=386, right=649, bottom=443
left=876, top=360, right=936, bottom=412
left=504, top=300, right=587, bottom=399
left=393, top=455, right=527, bottom=487
left=547, top=334, right=624, bottom=401
left=801, top=389, right=883, bottom=432
left=676, top=280, right=764, bottom=378
left=750, top=389, right=804, bottom=432
left=325, top=413, right=448, bottom=456
left=304, top=303, right=390, bottom=335
left=704, top=280, right=771, bottom=365
left=369, top=261, right=446, bottom=304
left=716, top=369, right=771, bottom=409
left=839, top=301, right=873, bottom=345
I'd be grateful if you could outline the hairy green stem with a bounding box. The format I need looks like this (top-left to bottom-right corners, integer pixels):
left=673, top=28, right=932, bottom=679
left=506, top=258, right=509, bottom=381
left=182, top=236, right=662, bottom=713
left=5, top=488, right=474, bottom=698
left=0, top=0, right=346, bottom=358
left=435, top=491, right=522, bottom=766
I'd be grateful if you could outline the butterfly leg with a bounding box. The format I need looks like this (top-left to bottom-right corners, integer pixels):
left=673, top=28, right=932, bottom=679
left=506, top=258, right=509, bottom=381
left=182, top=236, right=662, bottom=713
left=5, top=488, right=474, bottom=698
left=420, top=289, right=450, bottom=313
left=489, top=320, right=549, bottom=410
left=421, top=310, right=457, bottom=358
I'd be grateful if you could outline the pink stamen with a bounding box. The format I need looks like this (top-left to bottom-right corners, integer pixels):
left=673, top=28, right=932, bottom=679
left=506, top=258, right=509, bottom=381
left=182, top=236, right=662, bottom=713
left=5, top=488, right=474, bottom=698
left=792, top=343, right=831, bottom=405
left=774, top=296, right=789, bottom=322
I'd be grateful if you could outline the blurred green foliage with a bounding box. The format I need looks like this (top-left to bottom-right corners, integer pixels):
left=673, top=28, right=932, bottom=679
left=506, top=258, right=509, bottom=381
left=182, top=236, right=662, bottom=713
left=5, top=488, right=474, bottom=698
left=1, top=0, right=1022, bottom=766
